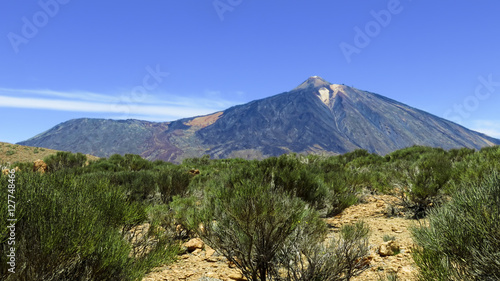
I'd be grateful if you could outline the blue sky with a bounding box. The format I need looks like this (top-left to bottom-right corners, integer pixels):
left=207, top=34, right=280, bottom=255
left=1, top=0, right=500, bottom=144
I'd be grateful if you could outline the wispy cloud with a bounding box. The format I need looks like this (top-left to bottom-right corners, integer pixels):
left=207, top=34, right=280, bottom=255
left=0, top=88, right=240, bottom=121
left=470, top=120, right=500, bottom=139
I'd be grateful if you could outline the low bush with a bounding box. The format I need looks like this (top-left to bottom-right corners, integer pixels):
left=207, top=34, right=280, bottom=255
left=385, top=146, right=445, bottom=162
left=383, top=234, right=396, bottom=242
left=378, top=272, right=399, bottom=281
left=16, top=161, right=33, bottom=173
left=411, top=172, right=500, bottom=280
left=182, top=154, right=211, bottom=167
left=124, top=154, right=152, bottom=171
left=158, top=167, right=192, bottom=204
left=259, top=154, right=361, bottom=216
left=88, top=154, right=153, bottom=172
left=342, top=149, right=385, bottom=168
left=448, top=146, right=500, bottom=190
left=200, top=179, right=321, bottom=281
left=323, top=167, right=362, bottom=216
left=44, top=151, right=87, bottom=172
left=173, top=167, right=370, bottom=281
left=107, top=171, right=157, bottom=202
left=0, top=172, right=177, bottom=280
left=279, top=221, right=370, bottom=281
left=259, top=155, right=328, bottom=209
left=395, top=153, right=451, bottom=218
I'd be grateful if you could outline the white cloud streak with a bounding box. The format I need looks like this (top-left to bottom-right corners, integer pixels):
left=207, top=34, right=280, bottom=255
left=0, top=88, right=240, bottom=121
left=0, top=87, right=116, bottom=102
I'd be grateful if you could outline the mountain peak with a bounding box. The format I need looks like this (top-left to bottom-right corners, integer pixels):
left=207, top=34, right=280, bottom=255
left=294, top=76, right=332, bottom=90
left=18, top=76, right=500, bottom=163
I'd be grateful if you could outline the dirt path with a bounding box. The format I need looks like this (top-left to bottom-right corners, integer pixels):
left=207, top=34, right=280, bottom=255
left=142, top=244, right=246, bottom=281
left=143, top=195, right=420, bottom=281
left=327, top=195, right=419, bottom=281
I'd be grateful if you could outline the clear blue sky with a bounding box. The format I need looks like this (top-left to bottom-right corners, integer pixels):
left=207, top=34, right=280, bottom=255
left=1, top=1, right=500, bottom=144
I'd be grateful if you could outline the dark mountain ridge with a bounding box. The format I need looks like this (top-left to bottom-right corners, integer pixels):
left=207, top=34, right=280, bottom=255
left=18, top=76, right=500, bottom=162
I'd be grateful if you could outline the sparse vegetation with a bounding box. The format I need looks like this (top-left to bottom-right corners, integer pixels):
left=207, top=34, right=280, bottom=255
left=279, top=221, right=370, bottom=281
left=0, top=144, right=499, bottom=280
left=383, top=234, right=396, bottom=242
left=0, top=142, right=72, bottom=164
left=172, top=165, right=370, bottom=281
left=378, top=272, right=399, bottom=281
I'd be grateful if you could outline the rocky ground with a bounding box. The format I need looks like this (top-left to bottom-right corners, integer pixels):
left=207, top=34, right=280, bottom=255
left=331, top=195, right=420, bottom=281
left=143, top=194, right=421, bottom=281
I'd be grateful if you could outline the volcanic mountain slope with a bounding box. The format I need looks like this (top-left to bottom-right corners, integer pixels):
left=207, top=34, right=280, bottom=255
left=18, top=77, right=500, bottom=162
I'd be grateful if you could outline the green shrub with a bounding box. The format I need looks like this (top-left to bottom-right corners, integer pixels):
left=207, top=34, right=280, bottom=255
left=44, top=151, right=87, bottom=172
left=322, top=167, right=362, bottom=216
left=91, top=154, right=153, bottom=172
left=448, top=147, right=475, bottom=162
left=411, top=172, right=500, bottom=280
left=258, top=154, right=360, bottom=216
left=124, top=154, right=152, bottom=171
left=366, top=170, right=393, bottom=194
left=107, top=171, right=157, bottom=202
left=342, top=149, right=385, bottom=167
left=383, top=234, right=395, bottom=242
left=146, top=204, right=183, bottom=240
left=158, top=168, right=191, bottom=204
left=5, top=150, right=15, bottom=156
left=169, top=195, right=198, bottom=239
left=175, top=167, right=370, bottom=281
left=182, top=154, right=211, bottom=167
left=259, top=155, right=328, bottom=209
left=449, top=146, right=500, bottom=189
left=88, top=159, right=121, bottom=172
left=279, top=221, right=370, bottom=281
left=385, top=146, right=445, bottom=162
left=193, top=175, right=321, bottom=281
left=0, top=172, right=177, bottom=280
left=378, top=272, right=399, bottom=281
left=108, top=154, right=126, bottom=166
left=395, top=153, right=451, bottom=218
left=11, top=161, right=32, bottom=174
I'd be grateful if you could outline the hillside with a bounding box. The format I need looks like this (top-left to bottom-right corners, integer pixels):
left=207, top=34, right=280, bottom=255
left=18, top=77, right=500, bottom=162
left=0, top=142, right=98, bottom=166
left=0, top=142, right=60, bottom=165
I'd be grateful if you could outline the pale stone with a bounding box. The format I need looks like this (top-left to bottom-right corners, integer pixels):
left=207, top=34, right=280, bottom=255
left=379, top=240, right=400, bottom=257
left=228, top=272, right=246, bottom=281
left=205, top=246, right=216, bottom=258
left=184, top=238, right=204, bottom=252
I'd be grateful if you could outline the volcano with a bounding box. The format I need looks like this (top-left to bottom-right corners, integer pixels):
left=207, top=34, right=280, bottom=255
left=19, top=76, right=500, bottom=162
